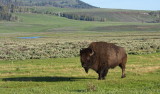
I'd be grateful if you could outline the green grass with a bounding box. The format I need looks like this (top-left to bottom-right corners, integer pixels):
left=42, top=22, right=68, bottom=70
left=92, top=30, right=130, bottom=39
left=0, top=13, right=101, bottom=33
left=0, top=13, right=78, bottom=33
left=0, top=53, right=160, bottom=94
left=1, top=13, right=159, bottom=33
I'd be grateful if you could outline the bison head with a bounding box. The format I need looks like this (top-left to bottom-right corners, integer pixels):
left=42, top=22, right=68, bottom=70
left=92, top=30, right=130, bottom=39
left=80, top=48, right=94, bottom=73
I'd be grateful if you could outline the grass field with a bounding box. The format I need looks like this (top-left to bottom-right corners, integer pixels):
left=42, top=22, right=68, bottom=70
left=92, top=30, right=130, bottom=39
left=0, top=53, right=160, bottom=94
left=0, top=11, right=160, bottom=94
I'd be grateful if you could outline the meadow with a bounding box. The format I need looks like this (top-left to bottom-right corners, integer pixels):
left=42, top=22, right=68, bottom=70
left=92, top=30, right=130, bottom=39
left=0, top=54, right=160, bottom=94
left=0, top=12, right=160, bottom=93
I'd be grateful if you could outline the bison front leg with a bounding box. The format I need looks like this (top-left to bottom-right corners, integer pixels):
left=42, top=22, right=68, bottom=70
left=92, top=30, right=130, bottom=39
left=97, top=68, right=108, bottom=80
left=97, top=70, right=102, bottom=80
left=98, top=72, right=103, bottom=80
left=102, top=69, right=108, bottom=80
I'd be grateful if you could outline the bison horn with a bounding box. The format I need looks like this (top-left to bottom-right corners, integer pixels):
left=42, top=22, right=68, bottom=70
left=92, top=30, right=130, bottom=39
left=90, top=50, right=94, bottom=56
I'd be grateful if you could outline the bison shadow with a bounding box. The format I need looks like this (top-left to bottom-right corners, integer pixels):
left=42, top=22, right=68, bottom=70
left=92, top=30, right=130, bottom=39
left=2, top=76, right=95, bottom=82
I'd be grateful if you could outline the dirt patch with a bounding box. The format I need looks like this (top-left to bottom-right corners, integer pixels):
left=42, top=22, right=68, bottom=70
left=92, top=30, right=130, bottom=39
left=128, top=66, right=160, bottom=74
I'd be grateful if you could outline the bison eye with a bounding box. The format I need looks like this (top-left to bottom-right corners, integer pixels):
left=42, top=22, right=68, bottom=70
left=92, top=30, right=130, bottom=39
left=87, top=57, right=90, bottom=60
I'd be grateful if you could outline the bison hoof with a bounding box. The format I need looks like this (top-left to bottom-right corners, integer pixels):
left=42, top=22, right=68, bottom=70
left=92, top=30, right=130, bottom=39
left=121, top=75, right=126, bottom=78
left=98, top=78, right=105, bottom=80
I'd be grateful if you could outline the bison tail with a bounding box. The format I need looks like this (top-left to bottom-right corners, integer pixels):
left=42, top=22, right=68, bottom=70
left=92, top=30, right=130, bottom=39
left=122, top=53, right=127, bottom=64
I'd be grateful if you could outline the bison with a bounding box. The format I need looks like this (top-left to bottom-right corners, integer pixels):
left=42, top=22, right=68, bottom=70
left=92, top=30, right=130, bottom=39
left=80, top=42, right=127, bottom=80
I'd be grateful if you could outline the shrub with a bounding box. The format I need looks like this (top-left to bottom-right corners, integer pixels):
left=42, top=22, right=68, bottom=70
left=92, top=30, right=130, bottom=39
left=0, top=40, right=159, bottom=60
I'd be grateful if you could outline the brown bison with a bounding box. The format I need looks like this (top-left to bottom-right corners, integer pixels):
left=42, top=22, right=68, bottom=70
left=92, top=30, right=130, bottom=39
left=80, top=42, right=127, bottom=80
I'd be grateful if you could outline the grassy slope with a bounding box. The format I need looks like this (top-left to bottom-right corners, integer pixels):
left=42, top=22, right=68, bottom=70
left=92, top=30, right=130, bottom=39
left=0, top=53, right=160, bottom=94
left=0, top=13, right=130, bottom=33
left=34, top=7, right=157, bottom=22
left=0, top=13, right=102, bottom=33
left=0, top=12, right=159, bottom=33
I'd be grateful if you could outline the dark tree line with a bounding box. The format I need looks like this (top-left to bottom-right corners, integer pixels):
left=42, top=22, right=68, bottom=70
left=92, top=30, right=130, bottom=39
left=61, top=13, right=95, bottom=21
left=60, top=12, right=106, bottom=22
left=0, top=0, right=19, bottom=21
left=38, top=11, right=106, bottom=22
left=0, top=5, right=18, bottom=21
left=148, top=11, right=160, bottom=23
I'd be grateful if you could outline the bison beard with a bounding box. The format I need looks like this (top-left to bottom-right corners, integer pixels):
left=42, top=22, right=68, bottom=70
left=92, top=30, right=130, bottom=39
left=84, top=67, right=89, bottom=73
left=80, top=42, right=127, bottom=80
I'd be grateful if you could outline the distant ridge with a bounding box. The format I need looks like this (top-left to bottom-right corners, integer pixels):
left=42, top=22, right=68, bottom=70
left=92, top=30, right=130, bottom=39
left=0, top=0, right=97, bottom=8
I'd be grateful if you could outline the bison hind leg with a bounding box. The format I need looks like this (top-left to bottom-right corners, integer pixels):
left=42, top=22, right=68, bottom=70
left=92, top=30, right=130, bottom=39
left=119, top=64, right=126, bottom=78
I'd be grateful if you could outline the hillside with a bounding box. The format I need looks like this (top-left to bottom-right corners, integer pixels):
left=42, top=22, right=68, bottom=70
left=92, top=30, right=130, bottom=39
left=33, top=7, right=160, bottom=22
left=0, top=0, right=96, bottom=8
left=7, top=0, right=158, bottom=22
left=0, top=0, right=159, bottom=22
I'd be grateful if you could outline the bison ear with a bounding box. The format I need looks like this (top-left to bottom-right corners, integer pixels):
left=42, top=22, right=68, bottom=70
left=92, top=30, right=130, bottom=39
left=80, top=48, right=83, bottom=51
left=80, top=48, right=86, bottom=54
left=80, top=48, right=85, bottom=52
